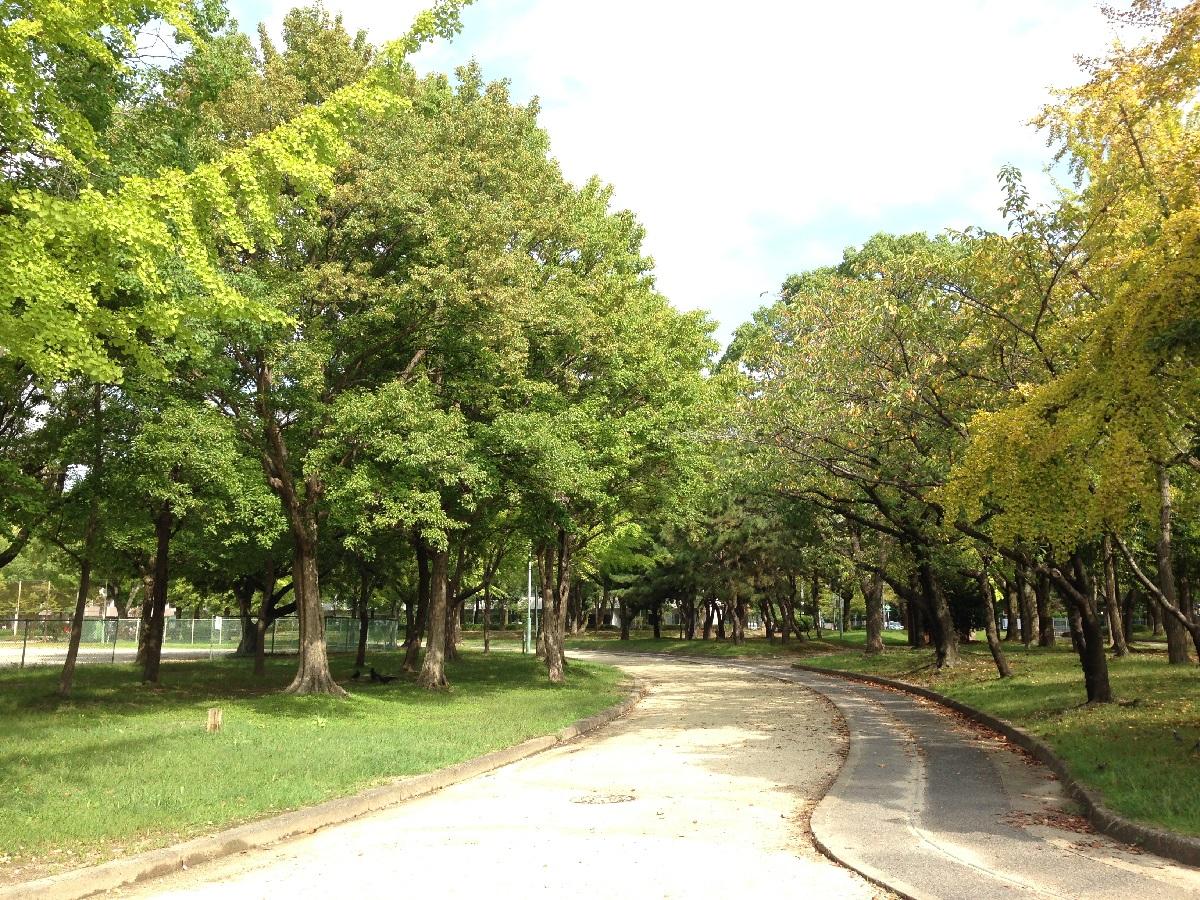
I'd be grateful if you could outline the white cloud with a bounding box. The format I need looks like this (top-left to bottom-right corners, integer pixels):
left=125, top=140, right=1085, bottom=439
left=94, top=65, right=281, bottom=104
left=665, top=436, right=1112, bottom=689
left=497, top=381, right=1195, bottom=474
left=237, top=0, right=1124, bottom=343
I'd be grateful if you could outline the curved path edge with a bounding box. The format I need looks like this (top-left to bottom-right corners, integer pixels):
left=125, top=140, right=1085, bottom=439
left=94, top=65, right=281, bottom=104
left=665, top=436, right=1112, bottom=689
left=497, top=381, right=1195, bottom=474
left=0, top=678, right=648, bottom=900
left=791, top=661, right=1200, bottom=869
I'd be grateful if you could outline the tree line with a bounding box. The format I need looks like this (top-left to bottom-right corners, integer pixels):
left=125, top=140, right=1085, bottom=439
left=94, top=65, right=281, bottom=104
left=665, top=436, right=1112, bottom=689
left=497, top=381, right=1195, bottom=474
left=0, top=0, right=716, bottom=695
left=618, top=0, right=1200, bottom=704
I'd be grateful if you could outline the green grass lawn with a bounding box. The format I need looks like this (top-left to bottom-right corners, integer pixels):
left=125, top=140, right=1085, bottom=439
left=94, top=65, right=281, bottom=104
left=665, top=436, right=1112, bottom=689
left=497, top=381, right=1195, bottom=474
left=0, top=650, right=625, bottom=883
left=792, top=639, right=1200, bottom=837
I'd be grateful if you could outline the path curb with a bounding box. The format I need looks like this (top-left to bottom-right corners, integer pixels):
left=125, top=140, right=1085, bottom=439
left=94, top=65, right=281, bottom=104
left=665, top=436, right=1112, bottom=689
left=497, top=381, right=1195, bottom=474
left=1, top=679, right=647, bottom=900
left=790, top=662, right=1200, bottom=869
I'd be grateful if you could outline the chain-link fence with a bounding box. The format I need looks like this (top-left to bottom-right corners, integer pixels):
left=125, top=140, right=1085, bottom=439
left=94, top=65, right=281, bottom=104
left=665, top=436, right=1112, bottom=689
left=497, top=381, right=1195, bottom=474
left=0, top=615, right=402, bottom=669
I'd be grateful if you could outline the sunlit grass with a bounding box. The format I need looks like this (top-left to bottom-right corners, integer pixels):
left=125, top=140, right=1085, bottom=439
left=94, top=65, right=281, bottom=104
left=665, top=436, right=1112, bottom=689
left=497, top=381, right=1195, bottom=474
left=0, top=650, right=624, bottom=883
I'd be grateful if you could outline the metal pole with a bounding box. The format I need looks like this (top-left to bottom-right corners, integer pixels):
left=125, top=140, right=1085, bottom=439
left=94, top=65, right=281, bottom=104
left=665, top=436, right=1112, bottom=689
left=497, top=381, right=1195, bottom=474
left=525, top=558, right=533, bottom=654
left=20, top=618, right=28, bottom=669
left=270, top=619, right=277, bottom=655
left=190, top=617, right=196, bottom=645
left=209, top=617, right=214, bottom=660
left=13, top=579, right=20, bottom=632
left=111, top=616, right=118, bottom=663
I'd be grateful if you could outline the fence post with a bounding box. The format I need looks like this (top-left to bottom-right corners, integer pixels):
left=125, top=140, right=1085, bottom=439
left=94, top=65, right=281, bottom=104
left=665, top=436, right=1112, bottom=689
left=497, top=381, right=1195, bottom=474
left=19, top=618, right=28, bottom=669
left=270, top=619, right=277, bottom=655
left=209, top=617, right=214, bottom=660
left=190, top=617, right=196, bottom=645
left=111, top=618, right=118, bottom=663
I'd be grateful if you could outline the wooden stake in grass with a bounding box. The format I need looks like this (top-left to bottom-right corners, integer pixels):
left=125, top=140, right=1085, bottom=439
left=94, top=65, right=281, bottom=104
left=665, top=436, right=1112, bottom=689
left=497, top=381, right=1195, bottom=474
left=206, top=708, right=223, bottom=733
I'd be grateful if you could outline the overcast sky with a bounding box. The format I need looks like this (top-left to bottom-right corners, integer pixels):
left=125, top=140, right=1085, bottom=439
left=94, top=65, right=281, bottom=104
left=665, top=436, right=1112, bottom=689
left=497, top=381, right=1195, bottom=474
left=226, top=0, right=1122, bottom=345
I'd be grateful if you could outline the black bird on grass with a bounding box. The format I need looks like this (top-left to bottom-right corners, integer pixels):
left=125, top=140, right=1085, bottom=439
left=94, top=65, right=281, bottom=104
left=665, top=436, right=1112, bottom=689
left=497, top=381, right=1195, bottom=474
left=370, top=667, right=397, bottom=684
left=351, top=670, right=362, bottom=680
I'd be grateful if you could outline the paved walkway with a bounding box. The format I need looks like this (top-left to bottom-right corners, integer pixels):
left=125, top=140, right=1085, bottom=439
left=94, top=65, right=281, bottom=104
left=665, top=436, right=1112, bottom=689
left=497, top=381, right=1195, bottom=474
left=729, top=660, right=1200, bottom=900
left=110, top=654, right=1200, bottom=899
left=114, top=656, right=877, bottom=899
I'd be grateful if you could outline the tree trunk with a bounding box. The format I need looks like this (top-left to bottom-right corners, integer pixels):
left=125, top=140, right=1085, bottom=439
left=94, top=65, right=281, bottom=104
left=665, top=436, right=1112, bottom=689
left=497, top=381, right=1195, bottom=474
left=976, top=568, right=1011, bottom=678
left=599, top=583, right=611, bottom=631
left=810, top=574, right=822, bottom=638
left=254, top=561, right=277, bottom=678
left=1035, top=571, right=1055, bottom=647
left=1077, top=603, right=1111, bottom=703
left=1016, top=562, right=1034, bottom=648
left=404, top=539, right=430, bottom=672
left=907, top=590, right=923, bottom=649
left=864, top=568, right=885, bottom=655
left=618, top=596, right=631, bottom=640
left=777, top=592, right=791, bottom=643
left=135, top=570, right=154, bottom=664
left=917, top=558, right=959, bottom=667
left=142, top=502, right=174, bottom=683
left=234, top=577, right=257, bottom=656
left=59, top=385, right=103, bottom=699
left=283, top=534, right=344, bottom=696
left=110, top=581, right=130, bottom=619
left=1003, top=578, right=1018, bottom=641
left=853, top=532, right=886, bottom=655
left=443, top=599, right=462, bottom=663
left=1156, top=465, right=1192, bottom=664
left=59, top=552, right=95, bottom=697
left=1102, top=535, right=1129, bottom=657
left=418, top=546, right=450, bottom=689
left=682, top=593, right=697, bottom=640
left=1066, top=601, right=1084, bottom=652
left=1121, top=585, right=1136, bottom=645
left=650, top=601, right=662, bottom=640
left=355, top=570, right=372, bottom=669
left=1050, top=555, right=1112, bottom=703
left=483, top=579, right=491, bottom=654
left=540, top=532, right=572, bottom=684
left=570, top=581, right=585, bottom=636
left=702, top=599, right=714, bottom=639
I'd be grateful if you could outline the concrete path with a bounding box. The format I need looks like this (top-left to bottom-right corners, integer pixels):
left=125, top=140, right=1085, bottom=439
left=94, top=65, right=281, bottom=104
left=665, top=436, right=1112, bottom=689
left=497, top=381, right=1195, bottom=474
left=111, top=656, right=880, bottom=899
left=730, top=660, right=1200, bottom=900
left=107, top=653, right=1200, bottom=900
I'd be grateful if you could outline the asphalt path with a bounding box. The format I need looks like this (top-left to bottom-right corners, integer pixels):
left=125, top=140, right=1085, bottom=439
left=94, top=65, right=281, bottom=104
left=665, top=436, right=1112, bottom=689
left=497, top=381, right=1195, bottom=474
left=729, top=659, right=1200, bottom=900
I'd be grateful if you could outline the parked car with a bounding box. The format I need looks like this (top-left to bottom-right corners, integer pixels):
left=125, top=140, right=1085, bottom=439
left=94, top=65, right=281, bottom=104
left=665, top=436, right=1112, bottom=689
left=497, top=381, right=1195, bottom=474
left=884, top=621, right=904, bottom=630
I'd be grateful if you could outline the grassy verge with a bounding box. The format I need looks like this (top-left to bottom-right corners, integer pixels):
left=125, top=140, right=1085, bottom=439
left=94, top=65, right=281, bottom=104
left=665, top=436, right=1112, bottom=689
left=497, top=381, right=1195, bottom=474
left=793, top=639, right=1200, bottom=837
left=0, top=650, right=624, bottom=883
